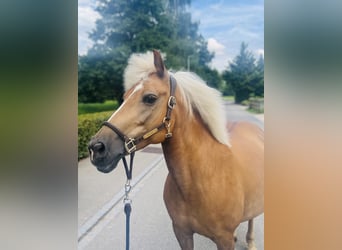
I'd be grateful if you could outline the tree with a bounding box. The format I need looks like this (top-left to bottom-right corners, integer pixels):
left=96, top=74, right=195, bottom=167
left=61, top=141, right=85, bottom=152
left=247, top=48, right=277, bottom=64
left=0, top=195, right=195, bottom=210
left=79, top=0, right=173, bottom=103
left=196, top=67, right=222, bottom=89
left=78, top=51, right=127, bottom=103
left=222, top=42, right=264, bottom=103
left=78, top=0, right=219, bottom=103
left=254, top=54, right=264, bottom=97
left=256, top=54, right=264, bottom=73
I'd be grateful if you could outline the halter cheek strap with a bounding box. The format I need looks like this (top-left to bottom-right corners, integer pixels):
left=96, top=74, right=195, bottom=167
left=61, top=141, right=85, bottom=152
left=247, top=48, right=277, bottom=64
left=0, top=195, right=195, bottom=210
left=102, top=75, right=177, bottom=155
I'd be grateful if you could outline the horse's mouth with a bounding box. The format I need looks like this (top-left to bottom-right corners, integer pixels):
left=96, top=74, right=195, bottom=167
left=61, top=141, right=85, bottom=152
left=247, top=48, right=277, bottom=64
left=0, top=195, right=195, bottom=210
left=95, top=154, right=123, bottom=173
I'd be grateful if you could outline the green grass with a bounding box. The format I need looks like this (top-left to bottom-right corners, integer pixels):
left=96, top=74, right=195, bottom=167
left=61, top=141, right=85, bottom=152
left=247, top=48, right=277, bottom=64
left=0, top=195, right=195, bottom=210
left=222, top=96, right=234, bottom=102
left=247, top=107, right=264, bottom=114
left=78, top=100, right=119, bottom=115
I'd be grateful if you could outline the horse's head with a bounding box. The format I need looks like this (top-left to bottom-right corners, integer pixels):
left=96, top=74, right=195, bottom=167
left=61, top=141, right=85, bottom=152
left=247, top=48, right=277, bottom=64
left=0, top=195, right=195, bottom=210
left=88, top=50, right=176, bottom=173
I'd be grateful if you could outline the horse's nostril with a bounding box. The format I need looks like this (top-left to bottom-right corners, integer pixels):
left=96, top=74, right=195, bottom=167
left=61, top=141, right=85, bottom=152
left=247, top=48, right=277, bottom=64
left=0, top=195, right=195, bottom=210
left=89, top=140, right=106, bottom=154
left=93, top=142, right=105, bottom=152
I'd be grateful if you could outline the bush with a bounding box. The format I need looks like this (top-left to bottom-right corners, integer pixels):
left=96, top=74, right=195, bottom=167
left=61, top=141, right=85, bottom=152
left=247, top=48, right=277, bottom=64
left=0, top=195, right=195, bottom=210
left=241, top=100, right=249, bottom=106
left=248, top=97, right=264, bottom=113
left=78, top=111, right=113, bottom=160
left=78, top=100, right=118, bottom=115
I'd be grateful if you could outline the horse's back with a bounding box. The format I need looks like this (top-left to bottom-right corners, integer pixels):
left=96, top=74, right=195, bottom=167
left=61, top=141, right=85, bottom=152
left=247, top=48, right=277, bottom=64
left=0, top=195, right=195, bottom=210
left=227, top=121, right=263, bottom=158
left=227, top=121, right=264, bottom=220
left=227, top=121, right=263, bottom=143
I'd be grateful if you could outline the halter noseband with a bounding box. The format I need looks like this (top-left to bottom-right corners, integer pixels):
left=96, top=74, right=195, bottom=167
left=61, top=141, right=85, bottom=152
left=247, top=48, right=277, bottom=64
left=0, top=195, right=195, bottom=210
left=102, top=75, right=177, bottom=155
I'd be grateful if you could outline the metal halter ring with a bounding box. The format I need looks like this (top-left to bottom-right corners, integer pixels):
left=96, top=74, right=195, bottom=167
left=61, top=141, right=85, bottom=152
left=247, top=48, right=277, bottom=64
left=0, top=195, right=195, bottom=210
left=125, top=138, right=136, bottom=154
left=168, top=96, right=176, bottom=109
left=163, top=117, right=172, bottom=138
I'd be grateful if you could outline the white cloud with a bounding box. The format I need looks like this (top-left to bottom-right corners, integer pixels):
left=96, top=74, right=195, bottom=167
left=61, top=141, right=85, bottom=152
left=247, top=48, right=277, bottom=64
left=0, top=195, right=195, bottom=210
left=209, top=56, right=231, bottom=73
left=78, top=0, right=100, bottom=55
left=256, top=49, right=264, bottom=57
left=207, top=38, right=225, bottom=55
left=207, top=38, right=229, bottom=72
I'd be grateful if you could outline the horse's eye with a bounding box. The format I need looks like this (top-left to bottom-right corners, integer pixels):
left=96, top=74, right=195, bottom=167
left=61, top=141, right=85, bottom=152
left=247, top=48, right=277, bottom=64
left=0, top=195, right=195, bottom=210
left=142, top=94, right=158, bottom=105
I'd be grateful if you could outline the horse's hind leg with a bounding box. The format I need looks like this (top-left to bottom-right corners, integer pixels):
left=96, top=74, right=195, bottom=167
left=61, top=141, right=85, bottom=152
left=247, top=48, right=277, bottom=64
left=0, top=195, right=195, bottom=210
left=172, top=223, right=194, bottom=250
left=246, top=219, right=257, bottom=250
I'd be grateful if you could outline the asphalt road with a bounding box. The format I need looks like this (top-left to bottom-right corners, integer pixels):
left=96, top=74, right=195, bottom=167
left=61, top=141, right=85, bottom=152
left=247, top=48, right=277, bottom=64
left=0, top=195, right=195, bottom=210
left=78, top=102, right=264, bottom=250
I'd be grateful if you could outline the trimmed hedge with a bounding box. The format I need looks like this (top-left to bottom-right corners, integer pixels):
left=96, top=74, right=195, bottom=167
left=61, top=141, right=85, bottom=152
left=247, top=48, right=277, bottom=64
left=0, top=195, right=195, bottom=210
left=78, top=111, right=113, bottom=160
left=78, top=100, right=119, bottom=115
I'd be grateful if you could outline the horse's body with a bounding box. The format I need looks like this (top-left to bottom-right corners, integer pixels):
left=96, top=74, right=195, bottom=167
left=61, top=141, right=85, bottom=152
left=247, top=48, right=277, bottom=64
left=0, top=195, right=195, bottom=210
left=163, top=118, right=263, bottom=250
left=88, top=50, right=264, bottom=250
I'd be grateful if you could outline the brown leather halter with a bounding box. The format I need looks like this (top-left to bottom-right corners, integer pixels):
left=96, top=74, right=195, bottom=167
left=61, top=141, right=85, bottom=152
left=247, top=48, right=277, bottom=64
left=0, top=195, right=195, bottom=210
left=102, top=74, right=177, bottom=156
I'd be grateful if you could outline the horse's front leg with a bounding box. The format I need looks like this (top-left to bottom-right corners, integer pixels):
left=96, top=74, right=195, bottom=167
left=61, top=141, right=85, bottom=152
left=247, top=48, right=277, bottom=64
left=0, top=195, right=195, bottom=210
left=215, top=231, right=235, bottom=250
left=172, top=223, right=194, bottom=250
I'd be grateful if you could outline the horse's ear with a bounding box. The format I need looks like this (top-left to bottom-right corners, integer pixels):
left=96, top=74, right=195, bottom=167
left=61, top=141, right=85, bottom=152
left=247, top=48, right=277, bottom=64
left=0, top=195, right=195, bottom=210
left=153, top=49, right=165, bottom=78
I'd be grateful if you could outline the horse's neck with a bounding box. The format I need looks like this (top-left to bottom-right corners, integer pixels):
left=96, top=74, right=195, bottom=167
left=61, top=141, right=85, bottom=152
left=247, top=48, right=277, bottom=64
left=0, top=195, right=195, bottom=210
left=161, top=111, right=224, bottom=198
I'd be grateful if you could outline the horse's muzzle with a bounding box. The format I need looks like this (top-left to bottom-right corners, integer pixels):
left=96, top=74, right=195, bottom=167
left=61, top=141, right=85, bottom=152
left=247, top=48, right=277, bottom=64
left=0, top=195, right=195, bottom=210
left=88, top=137, right=124, bottom=173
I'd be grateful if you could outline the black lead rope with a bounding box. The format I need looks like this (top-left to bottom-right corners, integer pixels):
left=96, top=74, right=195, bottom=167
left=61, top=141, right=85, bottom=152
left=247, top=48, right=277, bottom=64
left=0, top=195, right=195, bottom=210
left=122, top=152, right=135, bottom=250
left=122, top=152, right=135, bottom=180
left=124, top=202, right=131, bottom=250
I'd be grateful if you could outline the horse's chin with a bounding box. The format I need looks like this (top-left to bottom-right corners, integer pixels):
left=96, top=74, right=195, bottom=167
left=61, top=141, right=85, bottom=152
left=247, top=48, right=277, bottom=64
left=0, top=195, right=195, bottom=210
left=95, top=155, right=122, bottom=173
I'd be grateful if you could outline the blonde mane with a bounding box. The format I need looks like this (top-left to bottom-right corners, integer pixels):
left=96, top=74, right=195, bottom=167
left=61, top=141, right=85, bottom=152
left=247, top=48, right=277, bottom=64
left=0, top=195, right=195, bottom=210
left=123, top=51, right=230, bottom=146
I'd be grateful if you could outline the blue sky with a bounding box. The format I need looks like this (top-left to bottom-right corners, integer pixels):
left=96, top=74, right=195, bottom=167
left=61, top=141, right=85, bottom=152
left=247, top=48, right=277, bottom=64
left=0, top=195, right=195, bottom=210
left=78, top=0, right=264, bottom=72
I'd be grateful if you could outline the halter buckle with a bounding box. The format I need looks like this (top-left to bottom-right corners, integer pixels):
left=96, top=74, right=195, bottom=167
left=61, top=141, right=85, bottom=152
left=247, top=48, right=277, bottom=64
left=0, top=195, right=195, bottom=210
left=125, top=138, right=136, bottom=154
left=168, top=96, right=176, bottom=109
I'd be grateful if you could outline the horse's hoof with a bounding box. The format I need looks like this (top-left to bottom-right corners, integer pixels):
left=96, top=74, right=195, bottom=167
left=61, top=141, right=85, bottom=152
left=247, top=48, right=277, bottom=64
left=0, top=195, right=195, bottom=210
left=247, top=244, right=257, bottom=250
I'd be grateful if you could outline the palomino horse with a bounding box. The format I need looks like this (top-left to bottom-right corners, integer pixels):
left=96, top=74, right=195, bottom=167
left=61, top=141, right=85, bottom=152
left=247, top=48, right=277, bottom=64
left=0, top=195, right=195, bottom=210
left=88, top=50, right=264, bottom=250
